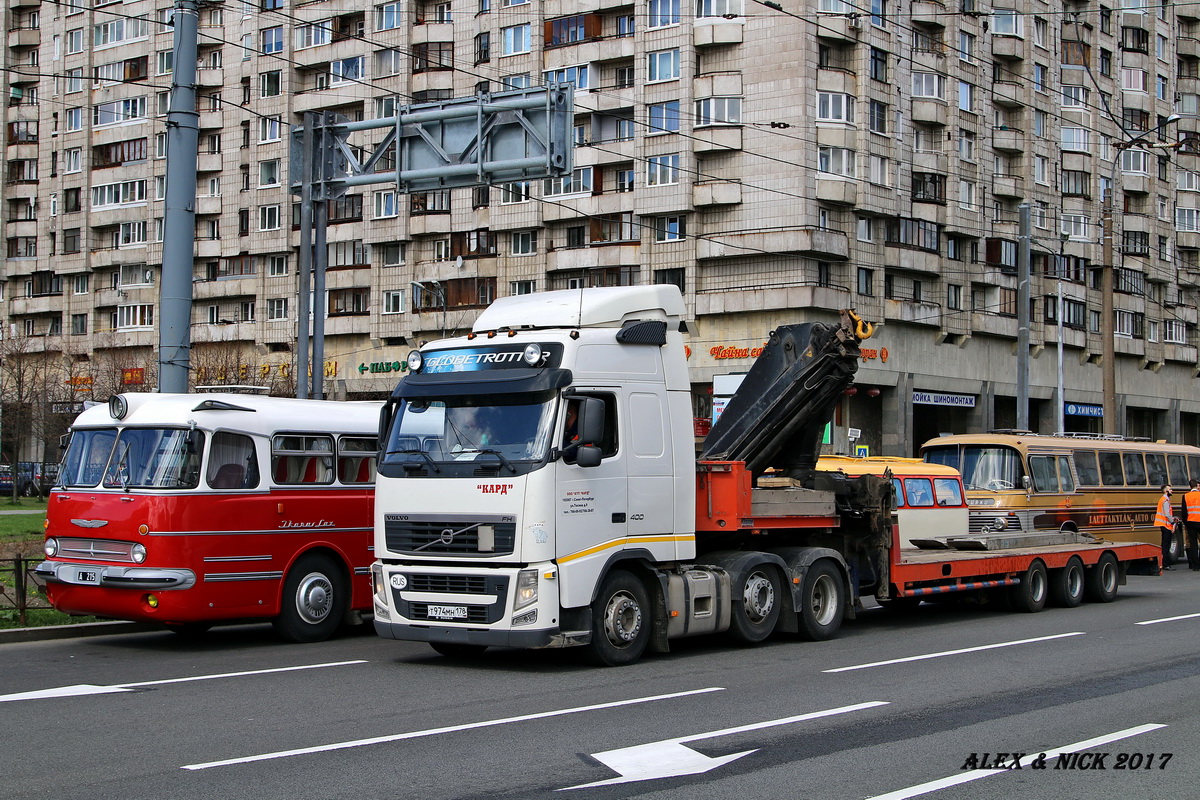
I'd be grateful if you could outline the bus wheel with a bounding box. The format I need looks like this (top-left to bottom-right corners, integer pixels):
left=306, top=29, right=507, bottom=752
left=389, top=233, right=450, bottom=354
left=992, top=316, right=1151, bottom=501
left=726, top=562, right=783, bottom=644
left=430, top=642, right=488, bottom=658
left=1009, top=560, right=1048, bottom=613
left=1084, top=553, right=1120, bottom=603
left=1050, top=557, right=1085, bottom=608
left=798, top=560, right=845, bottom=641
left=274, top=553, right=347, bottom=643
left=584, top=570, right=650, bottom=667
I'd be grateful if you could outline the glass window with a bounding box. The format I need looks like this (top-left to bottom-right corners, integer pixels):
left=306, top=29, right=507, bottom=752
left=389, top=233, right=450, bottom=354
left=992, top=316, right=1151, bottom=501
left=100, top=428, right=204, bottom=489
left=933, top=478, right=963, bottom=506
left=1146, top=453, right=1168, bottom=487
left=206, top=432, right=259, bottom=489
left=272, top=434, right=335, bottom=485
left=1122, top=452, right=1147, bottom=486
left=1098, top=450, right=1125, bottom=486
left=1168, top=454, right=1189, bottom=486
left=337, top=436, right=378, bottom=484
left=905, top=478, right=934, bottom=507
left=1029, top=455, right=1060, bottom=492
left=891, top=477, right=905, bottom=507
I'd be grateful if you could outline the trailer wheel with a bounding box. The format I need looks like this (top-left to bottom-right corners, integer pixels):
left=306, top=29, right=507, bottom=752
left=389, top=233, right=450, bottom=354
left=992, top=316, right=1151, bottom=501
left=726, top=562, right=783, bottom=644
left=1084, top=553, right=1120, bottom=603
left=798, top=560, right=845, bottom=641
left=273, top=553, right=347, bottom=643
left=430, top=642, right=488, bottom=658
left=584, top=570, right=650, bottom=667
left=1050, top=557, right=1085, bottom=608
left=1009, top=560, right=1048, bottom=613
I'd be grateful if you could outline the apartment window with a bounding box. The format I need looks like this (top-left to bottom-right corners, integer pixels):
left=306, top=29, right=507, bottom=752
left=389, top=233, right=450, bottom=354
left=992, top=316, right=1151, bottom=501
left=654, top=215, right=685, bottom=242
left=959, top=180, right=976, bottom=210
left=259, top=205, right=281, bottom=231
left=958, top=32, right=975, bottom=62
left=647, top=49, right=681, bottom=83
left=857, top=267, right=874, bottom=296
left=1120, top=148, right=1151, bottom=174
left=695, top=97, right=741, bottom=126
left=1121, top=68, right=1147, bottom=92
left=380, top=242, right=406, bottom=266
left=267, top=298, right=288, bottom=320
left=259, top=159, right=281, bottom=187
left=1062, top=170, right=1091, bottom=197
left=544, top=167, right=593, bottom=196
left=647, top=154, right=680, bottom=185
left=869, top=155, right=890, bottom=185
left=511, top=230, right=538, bottom=255
left=116, top=304, right=154, bottom=330
left=377, top=49, right=404, bottom=76
left=330, top=57, right=364, bottom=85
left=1177, top=208, right=1200, bottom=232
left=474, top=33, right=490, bottom=65
left=376, top=2, right=401, bottom=30
left=648, top=101, right=680, bottom=133
left=912, top=172, right=946, bottom=202
left=66, top=28, right=84, bottom=53
left=1061, top=214, right=1090, bottom=240
left=261, top=71, right=282, bottom=97
left=501, top=181, right=531, bottom=204
left=1033, top=64, right=1047, bottom=93
left=295, top=20, right=332, bottom=49
left=911, top=73, right=945, bottom=99
left=511, top=280, right=536, bottom=296
left=383, top=290, right=405, bottom=314
left=958, top=81, right=974, bottom=112
left=502, top=24, right=530, bottom=55
left=258, top=116, right=281, bottom=143
left=648, top=0, right=681, bottom=27
left=991, top=9, right=1021, bottom=36
left=374, top=190, right=398, bottom=218
left=1061, top=86, right=1089, bottom=108
left=818, top=147, right=856, bottom=177
left=869, top=48, right=888, bottom=82
left=1061, top=127, right=1090, bottom=152
left=615, top=169, right=635, bottom=192
left=413, top=43, right=452, bottom=73
left=817, top=92, right=855, bottom=123
left=868, top=101, right=888, bottom=135
left=261, top=26, right=283, bottom=54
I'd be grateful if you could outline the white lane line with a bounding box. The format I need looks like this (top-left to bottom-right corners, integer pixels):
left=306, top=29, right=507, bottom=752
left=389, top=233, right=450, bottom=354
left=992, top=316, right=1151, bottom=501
left=823, top=632, right=1085, bottom=673
left=0, top=660, right=367, bottom=703
left=864, top=723, right=1166, bottom=800
left=182, top=687, right=727, bottom=771
left=1136, top=611, right=1200, bottom=625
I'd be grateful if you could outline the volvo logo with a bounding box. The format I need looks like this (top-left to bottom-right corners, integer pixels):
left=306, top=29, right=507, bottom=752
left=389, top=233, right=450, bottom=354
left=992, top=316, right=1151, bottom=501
left=439, top=529, right=456, bottom=545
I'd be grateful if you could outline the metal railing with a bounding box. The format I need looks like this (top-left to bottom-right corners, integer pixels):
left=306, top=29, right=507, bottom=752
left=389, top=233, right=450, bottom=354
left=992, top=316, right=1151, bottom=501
left=0, top=556, right=50, bottom=626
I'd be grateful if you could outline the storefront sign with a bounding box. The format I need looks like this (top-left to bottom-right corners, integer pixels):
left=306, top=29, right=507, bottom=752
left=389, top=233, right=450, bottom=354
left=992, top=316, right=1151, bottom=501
left=710, top=344, right=766, bottom=360
left=860, top=347, right=889, bottom=362
left=121, top=367, right=145, bottom=386
left=913, top=391, right=976, bottom=408
left=359, top=361, right=407, bottom=375
left=1065, top=403, right=1103, bottom=418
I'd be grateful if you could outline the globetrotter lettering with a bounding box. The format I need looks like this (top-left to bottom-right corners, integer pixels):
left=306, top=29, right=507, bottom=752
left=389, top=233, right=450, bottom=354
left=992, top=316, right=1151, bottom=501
left=278, top=519, right=336, bottom=529
left=478, top=484, right=514, bottom=495
left=425, top=351, right=524, bottom=369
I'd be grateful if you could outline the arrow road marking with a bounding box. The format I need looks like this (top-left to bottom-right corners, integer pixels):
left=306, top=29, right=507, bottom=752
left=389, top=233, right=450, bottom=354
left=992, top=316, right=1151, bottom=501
left=0, top=660, right=367, bottom=703
left=560, top=700, right=890, bottom=790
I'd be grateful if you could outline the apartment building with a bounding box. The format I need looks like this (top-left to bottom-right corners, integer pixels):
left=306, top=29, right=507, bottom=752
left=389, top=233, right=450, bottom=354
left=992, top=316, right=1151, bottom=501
left=3, top=0, right=1200, bottom=458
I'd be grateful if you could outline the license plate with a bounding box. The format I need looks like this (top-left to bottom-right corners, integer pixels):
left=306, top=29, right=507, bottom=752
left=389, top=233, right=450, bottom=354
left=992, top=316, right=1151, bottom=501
left=427, top=605, right=467, bottom=620
left=75, top=568, right=100, bottom=585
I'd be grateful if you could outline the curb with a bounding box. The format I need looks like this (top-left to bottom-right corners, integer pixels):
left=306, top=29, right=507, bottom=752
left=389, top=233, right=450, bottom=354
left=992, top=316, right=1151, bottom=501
left=0, top=620, right=161, bottom=644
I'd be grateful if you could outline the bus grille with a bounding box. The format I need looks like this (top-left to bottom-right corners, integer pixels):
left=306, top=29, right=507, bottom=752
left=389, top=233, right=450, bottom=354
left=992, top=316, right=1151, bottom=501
left=408, top=574, right=490, bottom=594
left=57, top=538, right=137, bottom=563
left=384, top=518, right=516, bottom=555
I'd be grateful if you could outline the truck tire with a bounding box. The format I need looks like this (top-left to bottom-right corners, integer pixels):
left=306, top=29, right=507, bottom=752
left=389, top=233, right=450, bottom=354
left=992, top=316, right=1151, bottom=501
left=725, top=562, right=783, bottom=645
left=273, top=553, right=347, bottom=643
left=1084, top=553, right=1120, bottom=603
left=584, top=570, right=650, bottom=667
left=1049, top=557, right=1085, bottom=608
left=430, top=642, right=488, bottom=658
left=1009, top=560, right=1048, bottom=613
left=1165, top=527, right=1184, bottom=566
left=797, top=560, right=845, bottom=641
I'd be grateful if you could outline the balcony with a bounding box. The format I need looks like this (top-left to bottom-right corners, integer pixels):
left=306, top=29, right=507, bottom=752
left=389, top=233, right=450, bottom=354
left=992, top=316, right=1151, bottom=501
left=694, top=19, right=743, bottom=47
left=9, top=0, right=41, bottom=8
left=911, top=99, right=948, bottom=126
left=196, top=238, right=222, bottom=258
left=545, top=243, right=637, bottom=273
left=885, top=298, right=942, bottom=327
left=815, top=176, right=857, bottom=205
left=693, top=180, right=742, bottom=206
left=992, top=35, right=1025, bottom=60
left=911, top=0, right=946, bottom=27
left=7, top=27, right=39, bottom=49
left=692, top=126, right=741, bottom=153
left=991, top=174, right=1025, bottom=197
left=196, top=195, right=223, bottom=215
left=697, top=226, right=849, bottom=261
left=196, top=152, right=223, bottom=172
left=992, top=127, right=1025, bottom=152
left=814, top=14, right=861, bottom=44
left=196, top=67, right=224, bottom=88
left=1180, top=38, right=1200, bottom=59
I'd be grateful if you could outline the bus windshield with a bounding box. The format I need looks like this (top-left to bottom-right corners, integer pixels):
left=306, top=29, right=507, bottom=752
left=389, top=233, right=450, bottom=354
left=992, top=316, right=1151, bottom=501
left=382, top=395, right=557, bottom=467
left=60, top=427, right=204, bottom=489
left=925, top=444, right=1025, bottom=491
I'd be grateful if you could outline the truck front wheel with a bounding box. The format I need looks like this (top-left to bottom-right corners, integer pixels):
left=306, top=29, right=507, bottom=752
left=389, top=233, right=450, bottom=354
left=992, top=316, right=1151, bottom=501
left=584, top=570, right=650, bottom=667
left=726, top=563, right=782, bottom=644
left=798, top=560, right=845, bottom=641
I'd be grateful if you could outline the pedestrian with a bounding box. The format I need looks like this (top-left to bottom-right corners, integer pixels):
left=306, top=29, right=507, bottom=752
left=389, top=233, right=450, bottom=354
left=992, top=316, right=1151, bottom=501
left=1155, top=483, right=1177, bottom=570
left=1185, top=479, right=1200, bottom=571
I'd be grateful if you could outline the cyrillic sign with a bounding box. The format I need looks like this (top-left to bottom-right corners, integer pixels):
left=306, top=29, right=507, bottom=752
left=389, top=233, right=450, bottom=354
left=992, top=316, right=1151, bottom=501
left=913, top=391, right=976, bottom=408
left=1065, top=403, right=1103, bottom=418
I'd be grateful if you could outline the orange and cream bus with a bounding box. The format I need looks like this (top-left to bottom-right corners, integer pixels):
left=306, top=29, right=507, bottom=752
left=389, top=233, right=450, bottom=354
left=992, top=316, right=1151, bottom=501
left=919, top=432, right=1200, bottom=564
left=36, top=392, right=381, bottom=641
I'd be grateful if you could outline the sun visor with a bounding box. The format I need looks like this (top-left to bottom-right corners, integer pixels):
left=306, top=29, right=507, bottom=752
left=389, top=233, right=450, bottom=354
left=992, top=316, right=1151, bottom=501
left=394, top=368, right=573, bottom=398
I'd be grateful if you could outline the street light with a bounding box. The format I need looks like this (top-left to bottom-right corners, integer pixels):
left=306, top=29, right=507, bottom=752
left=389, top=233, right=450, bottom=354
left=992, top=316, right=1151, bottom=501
left=1100, top=114, right=1180, bottom=435
left=411, top=280, right=447, bottom=339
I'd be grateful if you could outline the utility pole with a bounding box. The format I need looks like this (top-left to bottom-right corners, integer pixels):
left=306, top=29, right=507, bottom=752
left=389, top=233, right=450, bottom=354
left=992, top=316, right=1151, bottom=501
left=158, top=0, right=200, bottom=393
left=1100, top=183, right=1117, bottom=436
left=1016, top=203, right=1031, bottom=431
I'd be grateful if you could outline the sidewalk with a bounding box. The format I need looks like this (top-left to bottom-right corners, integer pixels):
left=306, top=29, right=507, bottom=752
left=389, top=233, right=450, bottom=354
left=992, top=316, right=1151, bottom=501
left=0, top=620, right=158, bottom=644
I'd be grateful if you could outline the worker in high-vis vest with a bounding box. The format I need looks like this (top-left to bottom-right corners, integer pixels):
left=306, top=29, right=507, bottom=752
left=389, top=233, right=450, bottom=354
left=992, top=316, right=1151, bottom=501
left=1155, top=484, right=1178, bottom=571
left=1184, top=480, right=1200, bottom=571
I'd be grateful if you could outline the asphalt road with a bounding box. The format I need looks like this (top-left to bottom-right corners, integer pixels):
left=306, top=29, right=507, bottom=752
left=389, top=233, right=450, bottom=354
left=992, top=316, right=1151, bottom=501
left=3, top=568, right=1199, bottom=800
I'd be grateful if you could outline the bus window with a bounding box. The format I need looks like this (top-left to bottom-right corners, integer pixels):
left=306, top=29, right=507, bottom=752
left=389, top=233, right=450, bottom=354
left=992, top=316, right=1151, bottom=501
left=61, top=428, right=118, bottom=487
left=338, top=436, right=378, bottom=484
left=1029, top=455, right=1060, bottom=492
left=273, top=434, right=335, bottom=484
left=1058, top=456, right=1075, bottom=492
left=1169, top=454, right=1189, bottom=486
left=1122, top=452, right=1147, bottom=486
left=1145, top=453, right=1168, bottom=487
left=923, top=445, right=960, bottom=472
left=891, top=477, right=905, bottom=507
left=1098, top=451, right=1125, bottom=486
left=1190, top=455, right=1200, bottom=482
left=960, top=445, right=1023, bottom=491
left=207, top=432, right=258, bottom=489
left=1074, top=450, right=1100, bottom=486
left=934, top=478, right=963, bottom=506
left=906, top=478, right=934, bottom=507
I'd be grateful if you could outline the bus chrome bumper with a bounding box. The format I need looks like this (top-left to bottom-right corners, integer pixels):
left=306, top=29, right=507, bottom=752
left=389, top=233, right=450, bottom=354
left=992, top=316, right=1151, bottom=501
left=35, top=561, right=197, bottom=590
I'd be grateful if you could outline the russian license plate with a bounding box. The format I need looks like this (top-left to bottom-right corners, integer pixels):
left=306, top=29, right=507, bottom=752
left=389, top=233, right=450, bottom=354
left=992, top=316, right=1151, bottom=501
left=74, top=568, right=100, bottom=585
left=427, top=604, right=467, bottom=620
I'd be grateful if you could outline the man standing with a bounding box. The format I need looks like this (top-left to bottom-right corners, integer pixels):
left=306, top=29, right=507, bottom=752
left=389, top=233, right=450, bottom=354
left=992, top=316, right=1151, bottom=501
left=1184, top=480, right=1200, bottom=571
left=1155, top=484, right=1178, bottom=571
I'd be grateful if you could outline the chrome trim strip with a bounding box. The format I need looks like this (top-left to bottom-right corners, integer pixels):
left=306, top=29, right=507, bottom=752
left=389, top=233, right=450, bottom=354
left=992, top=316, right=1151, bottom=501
left=203, top=571, right=285, bottom=582
left=203, top=555, right=273, bottom=562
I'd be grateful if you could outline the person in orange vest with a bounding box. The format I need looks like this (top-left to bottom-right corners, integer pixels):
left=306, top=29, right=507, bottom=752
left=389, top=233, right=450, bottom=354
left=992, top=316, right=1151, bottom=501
left=1155, top=484, right=1178, bottom=571
left=1184, top=480, right=1200, bottom=571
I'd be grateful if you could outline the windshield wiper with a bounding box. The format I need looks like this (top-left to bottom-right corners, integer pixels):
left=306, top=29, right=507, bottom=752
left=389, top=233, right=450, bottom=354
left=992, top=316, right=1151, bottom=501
left=458, top=448, right=518, bottom=473
left=389, top=448, right=441, bottom=473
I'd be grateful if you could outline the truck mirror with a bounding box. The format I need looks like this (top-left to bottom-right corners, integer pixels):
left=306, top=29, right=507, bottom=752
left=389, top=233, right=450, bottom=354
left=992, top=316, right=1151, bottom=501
left=578, top=397, right=605, bottom=446
left=575, top=445, right=602, bottom=468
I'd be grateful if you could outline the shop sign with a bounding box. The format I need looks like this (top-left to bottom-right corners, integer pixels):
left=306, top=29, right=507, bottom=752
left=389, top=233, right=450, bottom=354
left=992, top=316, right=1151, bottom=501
left=913, top=391, right=976, bottom=408
left=359, top=361, right=407, bottom=375
left=860, top=347, right=889, bottom=362
left=121, top=367, right=145, bottom=386
left=710, top=344, right=766, bottom=360
left=1065, top=403, right=1103, bottom=418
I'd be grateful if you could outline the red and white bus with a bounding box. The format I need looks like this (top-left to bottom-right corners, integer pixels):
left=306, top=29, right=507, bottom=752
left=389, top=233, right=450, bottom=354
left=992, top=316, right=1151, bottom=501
left=36, top=392, right=381, bottom=642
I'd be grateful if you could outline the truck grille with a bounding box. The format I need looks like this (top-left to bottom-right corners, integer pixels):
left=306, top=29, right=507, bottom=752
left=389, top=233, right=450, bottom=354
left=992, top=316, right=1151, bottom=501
left=408, top=574, right=490, bottom=594
left=384, top=516, right=516, bottom=556
left=57, top=538, right=137, bottom=563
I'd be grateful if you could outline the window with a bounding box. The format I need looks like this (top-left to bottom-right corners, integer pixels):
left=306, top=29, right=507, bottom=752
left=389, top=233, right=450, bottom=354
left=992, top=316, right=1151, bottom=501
left=818, top=147, right=856, bottom=177
left=869, top=48, right=888, bottom=82
left=1061, top=213, right=1090, bottom=240
left=857, top=267, right=874, bottom=295
left=295, top=20, right=332, bottom=49
left=912, top=172, right=946, bottom=202
left=91, top=180, right=147, bottom=208
left=376, top=2, right=401, bottom=30
left=1061, top=127, right=1090, bottom=152
left=511, top=230, right=538, bottom=255
left=501, top=181, right=531, bottom=204
left=546, top=15, right=589, bottom=47
left=502, top=24, right=530, bottom=55
left=261, top=26, right=283, bottom=54
left=383, top=290, right=405, bottom=314
left=912, top=72, right=945, bottom=99
left=1061, top=86, right=1089, bottom=108
left=1177, top=208, right=1200, bottom=232
left=696, top=97, right=741, bottom=126
left=258, top=116, right=281, bottom=143
left=857, top=217, right=873, bottom=242
left=654, top=215, right=685, bottom=242
left=94, top=18, right=150, bottom=49
left=116, top=304, right=154, bottom=330
left=648, top=101, right=680, bottom=133
left=1062, top=170, right=1091, bottom=197
left=1121, top=67, right=1147, bottom=92
left=331, top=57, right=364, bottom=85
left=958, top=31, right=975, bottom=62
left=374, top=190, right=398, bottom=218
left=817, top=92, right=855, bottom=123
left=261, top=71, right=282, bottom=97
left=991, top=9, right=1021, bottom=36
left=267, top=298, right=288, bottom=320
left=959, top=180, right=976, bottom=210
left=511, top=280, right=536, bottom=295
left=259, top=205, right=281, bottom=231
left=543, top=167, right=593, bottom=196
left=649, top=0, right=681, bottom=27
left=647, top=154, right=680, bottom=185
left=958, top=81, right=974, bottom=112
left=869, top=155, right=890, bottom=186
left=647, top=49, right=681, bottom=83
left=66, top=28, right=84, bottom=54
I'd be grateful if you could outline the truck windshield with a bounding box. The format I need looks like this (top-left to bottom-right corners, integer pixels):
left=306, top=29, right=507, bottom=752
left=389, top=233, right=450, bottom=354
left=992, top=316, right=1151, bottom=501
left=60, top=427, right=205, bottom=489
left=382, top=395, right=556, bottom=467
left=925, top=444, right=1025, bottom=492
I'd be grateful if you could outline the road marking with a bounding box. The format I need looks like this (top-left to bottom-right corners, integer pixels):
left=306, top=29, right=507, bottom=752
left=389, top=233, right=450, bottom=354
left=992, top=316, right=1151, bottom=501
left=183, top=686, right=726, bottom=770
left=823, top=632, right=1086, bottom=673
left=1136, top=611, right=1200, bottom=625
left=0, top=660, right=367, bottom=703
left=560, top=701, right=889, bottom=790
left=864, top=723, right=1166, bottom=800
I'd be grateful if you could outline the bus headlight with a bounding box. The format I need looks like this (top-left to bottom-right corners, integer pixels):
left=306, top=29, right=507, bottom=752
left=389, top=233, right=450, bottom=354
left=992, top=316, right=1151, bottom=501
left=131, top=543, right=147, bottom=564
left=514, top=568, right=538, bottom=611
left=991, top=516, right=1008, bottom=532
left=109, top=394, right=128, bottom=420
left=44, top=538, right=58, bottom=557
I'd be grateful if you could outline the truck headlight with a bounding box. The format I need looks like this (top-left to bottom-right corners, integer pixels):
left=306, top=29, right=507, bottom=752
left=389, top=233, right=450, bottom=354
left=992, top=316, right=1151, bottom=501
left=513, top=568, right=538, bottom=611
left=371, top=564, right=386, bottom=599
left=44, top=538, right=58, bottom=557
